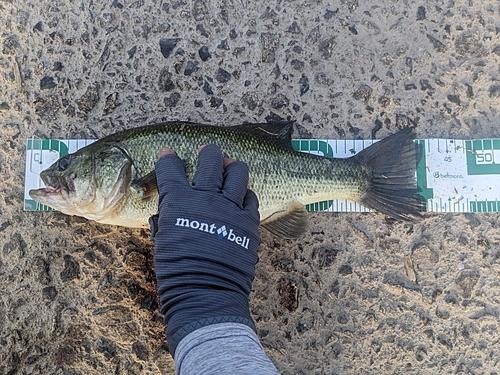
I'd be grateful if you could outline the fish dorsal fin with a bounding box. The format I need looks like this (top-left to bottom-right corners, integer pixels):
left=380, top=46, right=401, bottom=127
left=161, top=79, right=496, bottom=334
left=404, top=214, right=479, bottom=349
left=131, top=170, right=158, bottom=199
left=260, top=202, right=309, bottom=239
left=236, top=122, right=294, bottom=147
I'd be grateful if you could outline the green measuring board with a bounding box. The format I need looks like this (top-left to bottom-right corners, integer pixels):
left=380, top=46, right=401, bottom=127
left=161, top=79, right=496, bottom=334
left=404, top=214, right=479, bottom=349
left=25, top=136, right=500, bottom=214
left=413, top=138, right=500, bottom=213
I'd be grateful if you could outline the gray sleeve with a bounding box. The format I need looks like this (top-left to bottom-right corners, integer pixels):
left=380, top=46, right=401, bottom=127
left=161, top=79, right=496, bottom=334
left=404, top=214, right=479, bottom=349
left=174, top=322, right=280, bottom=375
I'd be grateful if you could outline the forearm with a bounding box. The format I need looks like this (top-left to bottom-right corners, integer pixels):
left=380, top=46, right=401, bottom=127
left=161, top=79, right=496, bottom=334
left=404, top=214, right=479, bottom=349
left=175, top=323, right=280, bottom=375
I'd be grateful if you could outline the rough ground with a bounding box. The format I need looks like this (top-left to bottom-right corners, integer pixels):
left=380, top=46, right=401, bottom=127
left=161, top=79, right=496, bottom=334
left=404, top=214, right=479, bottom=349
left=1, top=0, right=500, bottom=374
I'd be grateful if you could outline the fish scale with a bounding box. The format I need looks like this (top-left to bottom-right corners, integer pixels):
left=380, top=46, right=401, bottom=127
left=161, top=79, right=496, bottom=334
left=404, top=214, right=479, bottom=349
left=106, top=123, right=367, bottom=219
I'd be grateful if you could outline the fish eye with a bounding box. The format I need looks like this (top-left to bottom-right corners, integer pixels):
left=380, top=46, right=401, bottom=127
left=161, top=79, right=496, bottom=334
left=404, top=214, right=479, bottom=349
left=58, top=157, right=71, bottom=171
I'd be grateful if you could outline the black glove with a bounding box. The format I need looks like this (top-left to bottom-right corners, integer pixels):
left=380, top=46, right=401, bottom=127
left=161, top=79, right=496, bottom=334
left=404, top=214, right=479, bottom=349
left=149, top=144, right=261, bottom=357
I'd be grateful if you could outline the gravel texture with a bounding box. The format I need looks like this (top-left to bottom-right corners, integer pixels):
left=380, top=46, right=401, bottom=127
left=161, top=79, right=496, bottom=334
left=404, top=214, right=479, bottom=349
left=1, top=0, right=500, bottom=374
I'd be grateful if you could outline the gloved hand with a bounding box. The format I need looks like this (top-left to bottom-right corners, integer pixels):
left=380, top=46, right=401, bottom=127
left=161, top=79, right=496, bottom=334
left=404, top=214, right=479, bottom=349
left=149, top=144, right=261, bottom=357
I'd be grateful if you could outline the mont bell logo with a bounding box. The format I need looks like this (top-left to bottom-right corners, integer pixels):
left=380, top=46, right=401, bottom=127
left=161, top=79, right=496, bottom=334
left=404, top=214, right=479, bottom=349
left=217, top=225, right=227, bottom=239
left=174, top=218, right=250, bottom=249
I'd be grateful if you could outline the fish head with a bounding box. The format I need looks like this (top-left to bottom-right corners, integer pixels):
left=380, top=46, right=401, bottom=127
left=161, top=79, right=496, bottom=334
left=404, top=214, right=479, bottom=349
left=29, top=146, right=133, bottom=220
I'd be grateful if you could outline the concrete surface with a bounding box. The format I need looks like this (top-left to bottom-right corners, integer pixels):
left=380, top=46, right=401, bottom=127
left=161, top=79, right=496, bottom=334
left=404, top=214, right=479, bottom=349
left=1, top=0, right=500, bottom=374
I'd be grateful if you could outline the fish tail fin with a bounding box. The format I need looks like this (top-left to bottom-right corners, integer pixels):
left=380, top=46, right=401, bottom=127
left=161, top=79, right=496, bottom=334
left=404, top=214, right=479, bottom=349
left=353, top=127, right=425, bottom=220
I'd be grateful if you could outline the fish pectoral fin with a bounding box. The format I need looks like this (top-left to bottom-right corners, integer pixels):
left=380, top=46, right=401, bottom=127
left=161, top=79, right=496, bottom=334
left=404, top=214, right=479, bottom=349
left=131, top=170, right=158, bottom=199
left=260, top=202, right=309, bottom=239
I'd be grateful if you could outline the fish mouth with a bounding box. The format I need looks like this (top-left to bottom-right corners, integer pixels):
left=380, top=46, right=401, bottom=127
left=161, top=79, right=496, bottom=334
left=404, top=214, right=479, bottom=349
left=30, top=173, right=75, bottom=201
left=37, top=185, right=68, bottom=199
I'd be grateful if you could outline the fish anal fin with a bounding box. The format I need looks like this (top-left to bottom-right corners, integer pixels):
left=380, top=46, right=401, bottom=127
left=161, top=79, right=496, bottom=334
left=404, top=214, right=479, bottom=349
left=132, top=170, right=158, bottom=199
left=261, top=202, right=309, bottom=239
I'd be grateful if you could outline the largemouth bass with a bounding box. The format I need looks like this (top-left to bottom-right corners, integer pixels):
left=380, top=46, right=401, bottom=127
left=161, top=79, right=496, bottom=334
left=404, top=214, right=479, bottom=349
left=29, top=122, right=423, bottom=238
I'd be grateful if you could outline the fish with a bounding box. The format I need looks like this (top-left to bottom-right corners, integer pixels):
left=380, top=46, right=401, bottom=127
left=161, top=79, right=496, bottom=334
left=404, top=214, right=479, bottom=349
left=29, top=121, right=424, bottom=238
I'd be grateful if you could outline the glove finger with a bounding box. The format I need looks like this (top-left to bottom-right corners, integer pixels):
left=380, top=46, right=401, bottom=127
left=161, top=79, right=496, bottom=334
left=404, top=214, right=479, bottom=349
left=155, top=154, right=190, bottom=193
left=192, top=144, right=224, bottom=191
left=222, top=161, right=249, bottom=208
left=243, top=189, right=260, bottom=224
left=148, top=214, right=159, bottom=241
